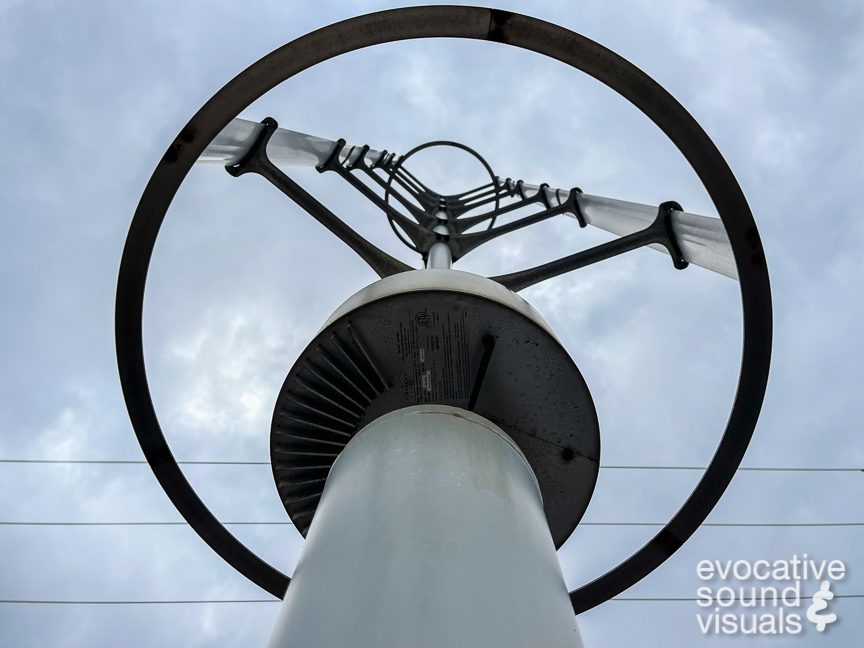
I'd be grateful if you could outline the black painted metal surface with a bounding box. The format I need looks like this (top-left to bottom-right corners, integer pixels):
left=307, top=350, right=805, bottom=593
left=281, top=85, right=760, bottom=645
left=492, top=200, right=689, bottom=291
left=271, top=287, right=600, bottom=547
left=227, top=118, right=412, bottom=279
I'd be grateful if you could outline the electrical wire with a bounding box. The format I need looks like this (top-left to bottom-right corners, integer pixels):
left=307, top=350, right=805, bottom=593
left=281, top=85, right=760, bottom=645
left=1, top=520, right=860, bottom=528
left=1, top=459, right=860, bottom=471
left=0, top=521, right=288, bottom=526
left=0, top=599, right=277, bottom=605
left=603, top=466, right=863, bottom=472
left=609, top=594, right=864, bottom=602
left=2, top=460, right=859, bottom=527
left=1, top=462, right=859, bottom=605
left=580, top=522, right=864, bottom=527
left=1, top=594, right=862, bottom=605
left=0, top=459, right=269, bottom=465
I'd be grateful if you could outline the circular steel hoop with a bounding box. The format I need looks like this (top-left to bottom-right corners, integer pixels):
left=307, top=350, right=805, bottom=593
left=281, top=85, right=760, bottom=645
left=115, top=6, right=772, bottom=613
left=383, top=140, right=502, bottom=251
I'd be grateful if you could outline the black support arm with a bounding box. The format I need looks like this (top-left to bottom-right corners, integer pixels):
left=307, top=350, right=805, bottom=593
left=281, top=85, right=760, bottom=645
left=226, top=118, right=412, bottom=279
left=491, top=201, right=688, bottom=291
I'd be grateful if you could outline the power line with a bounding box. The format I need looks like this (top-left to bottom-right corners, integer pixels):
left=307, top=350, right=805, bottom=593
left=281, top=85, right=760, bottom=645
left=580, top=522, right=864, bottom=528
left=609, top=594, right=864, bottom=602
left=0, top=459, right=269, bottom=465
left=603, top=465, right=863, bottom=472
left=1, top=594, right=862, bottom=605
left=1, top=459, right=860, bottom=472
left=1, top=520, right=861, bottom=528
left=0, top=521, right=289, bottom=526
left=0, top=599, right=277, bottom=605
left=0, top=521, right=290, bottom=526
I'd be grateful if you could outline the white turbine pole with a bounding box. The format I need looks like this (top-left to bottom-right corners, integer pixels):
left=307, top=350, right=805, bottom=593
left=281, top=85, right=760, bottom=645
left=268, top=405, right=584, bottom=648
left=426, top=216, right=453, bottom=269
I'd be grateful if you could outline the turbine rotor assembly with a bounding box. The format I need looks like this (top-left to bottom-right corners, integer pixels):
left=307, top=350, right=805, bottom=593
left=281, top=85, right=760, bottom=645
left=115, top=5, right=772, bottom=617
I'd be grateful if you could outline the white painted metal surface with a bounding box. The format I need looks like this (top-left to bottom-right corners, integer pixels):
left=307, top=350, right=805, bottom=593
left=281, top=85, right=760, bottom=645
left=197, top=117, right=387, bottom=167
left=515, top=181, right=738, bottom=279
left=268, top=405, right=584, bottom=648
left=426, top=221, right=453, bottom=269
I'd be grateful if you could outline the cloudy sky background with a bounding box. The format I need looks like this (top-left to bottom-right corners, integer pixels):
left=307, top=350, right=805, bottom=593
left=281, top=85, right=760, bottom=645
left=1, top=0, right=862, bottom=645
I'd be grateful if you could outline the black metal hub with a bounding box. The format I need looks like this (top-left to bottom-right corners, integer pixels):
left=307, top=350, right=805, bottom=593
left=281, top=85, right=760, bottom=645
left=377, top=139, right=503, bottom=260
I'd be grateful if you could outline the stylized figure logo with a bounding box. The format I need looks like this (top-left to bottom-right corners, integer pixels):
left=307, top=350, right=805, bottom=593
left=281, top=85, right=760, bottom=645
left=806, top=580, right=838, bottom=632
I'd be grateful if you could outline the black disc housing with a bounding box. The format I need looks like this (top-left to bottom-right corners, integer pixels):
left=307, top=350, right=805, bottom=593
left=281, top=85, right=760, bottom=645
left=270, top=270, right=600, bottom=547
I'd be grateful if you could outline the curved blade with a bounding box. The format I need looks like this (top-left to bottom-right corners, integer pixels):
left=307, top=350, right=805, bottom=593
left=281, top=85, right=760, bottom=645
left=510, top=181, right=737, bottom=280
left=197, top=118, right=388, bottom=168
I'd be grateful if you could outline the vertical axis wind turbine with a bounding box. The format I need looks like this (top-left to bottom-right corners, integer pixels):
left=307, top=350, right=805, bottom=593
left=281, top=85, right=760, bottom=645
left=116, top=7, right=772, bottom=647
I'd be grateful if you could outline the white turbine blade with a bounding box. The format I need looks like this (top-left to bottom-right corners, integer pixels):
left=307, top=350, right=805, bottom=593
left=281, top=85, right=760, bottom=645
left=197, top=118, right=388, bottom=168
left=578, top=193, right=738, bottom=280
left=513, top=181, right=738, bottom=280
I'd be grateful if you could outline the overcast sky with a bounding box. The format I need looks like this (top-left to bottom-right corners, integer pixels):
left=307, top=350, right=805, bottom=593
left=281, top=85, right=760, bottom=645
left=1, top=0, right=862, bottom=646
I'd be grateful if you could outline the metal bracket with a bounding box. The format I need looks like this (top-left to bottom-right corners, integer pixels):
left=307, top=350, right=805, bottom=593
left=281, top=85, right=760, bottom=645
left=491, top=199, right=689, bottom=291
left=226, top=118, right=411, bottom=279
left=652, top=200, right=689, bottom=270
left=316, top=139, right=438, bottom=254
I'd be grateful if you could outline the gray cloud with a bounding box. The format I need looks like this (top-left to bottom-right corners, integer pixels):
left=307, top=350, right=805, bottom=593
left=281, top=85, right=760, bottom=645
left=1, top=1, right=861, bottom=646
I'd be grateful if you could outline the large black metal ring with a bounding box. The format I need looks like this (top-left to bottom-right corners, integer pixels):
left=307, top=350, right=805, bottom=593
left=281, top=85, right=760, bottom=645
left=116, top=6, right=771, bottom=613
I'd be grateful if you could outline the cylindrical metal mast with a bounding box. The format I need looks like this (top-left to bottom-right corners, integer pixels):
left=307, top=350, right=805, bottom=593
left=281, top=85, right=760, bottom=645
left=268, top=405, right=584, bottom=648
left=426, top=216, right=453, bottom=269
